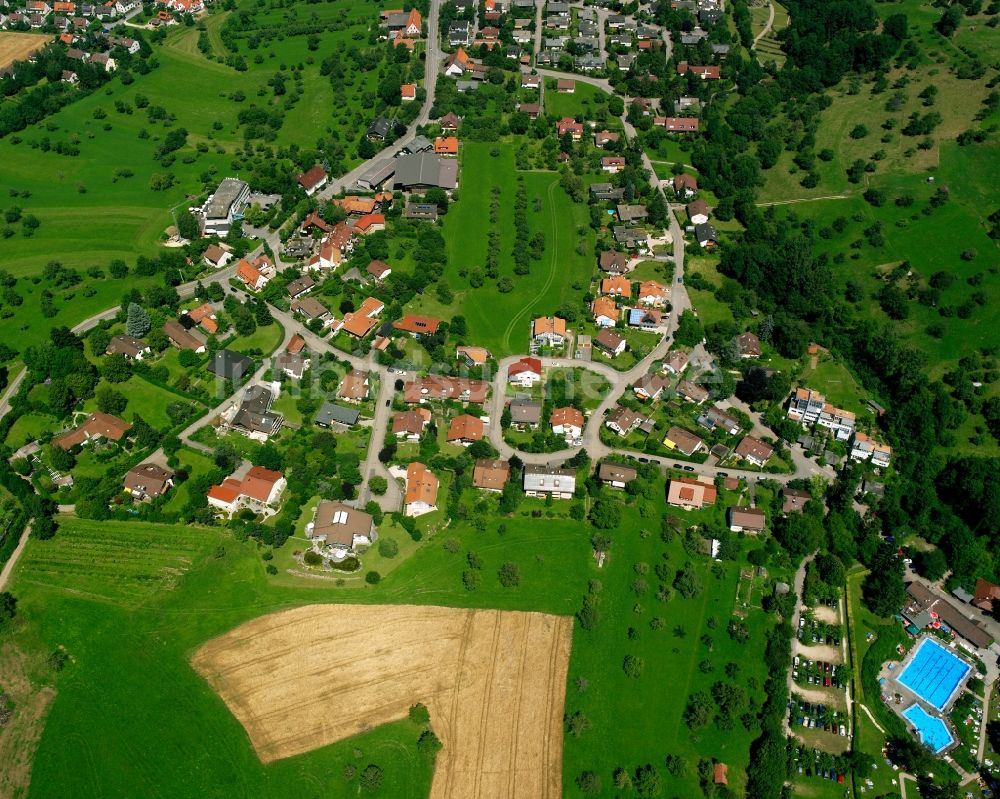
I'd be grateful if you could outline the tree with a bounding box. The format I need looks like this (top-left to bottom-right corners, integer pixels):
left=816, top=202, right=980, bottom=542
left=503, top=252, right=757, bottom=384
left=498, top=561, right=520, bottom=587
left=365, top=571, right=381, bottom=585
left=176, top=210, right=199, bottom=240
left=623, top=654, right=644, bottom=678
left=633, top=763, right=662, bottom=797
left=589, top=498, right=621, bottom=529
left=0, top=591, right=16, bottom=629
left=862, top=542, right=907, bottom=617
left=914, top=547, right=947, bottom=581
left=101, top=352, right=132, bottom=384
left=96, top=385, right=127, bottom=415
left=408, top=703, right=430, bottom=724
left=359, top=764, right=384, bottom=791
left=576, top=771, right=602, bottom=794
left=674, top=310, right=704, bottom=347
left=417, top=729, right=442, bottom=759
left=378, top=538, right=399, bottom=558
left=126, top=302, right=151, bottom=337
left=684, top=690, right=713, bottom=728
left=369, top=476, right=388, bottom=495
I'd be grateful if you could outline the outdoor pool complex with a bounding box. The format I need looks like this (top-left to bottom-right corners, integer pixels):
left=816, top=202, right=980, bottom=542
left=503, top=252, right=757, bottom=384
left=902, top=704, right=954, bottom=753
left=897, top=638, right=971, bottom=711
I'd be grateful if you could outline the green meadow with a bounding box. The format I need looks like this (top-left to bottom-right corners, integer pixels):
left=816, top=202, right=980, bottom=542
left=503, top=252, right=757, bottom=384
left=408, top=141, right=594, bottom=357
left=1, top=472, right=781, bottom=797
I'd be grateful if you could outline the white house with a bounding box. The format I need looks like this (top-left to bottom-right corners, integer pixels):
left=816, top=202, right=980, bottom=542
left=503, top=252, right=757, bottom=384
left=508, top=356, right=542, bottom=387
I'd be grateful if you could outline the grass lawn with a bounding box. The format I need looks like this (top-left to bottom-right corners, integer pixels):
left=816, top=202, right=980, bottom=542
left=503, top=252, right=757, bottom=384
left=414, top=141, right=594, bottom=357
left=227, top=319, right=285, bottom=356
left=543, top=80, right=611, bottom=120
left=685, top=255, right=736, bottom=328
left=4, top=412, right=59, bottom=449
left=799, top=353, right=877, bottom=419
left=79, top=374, right=197, bottom=430
left=162, top=446, right=218, bottom=515
left=1, top=474, right=785, bottom=797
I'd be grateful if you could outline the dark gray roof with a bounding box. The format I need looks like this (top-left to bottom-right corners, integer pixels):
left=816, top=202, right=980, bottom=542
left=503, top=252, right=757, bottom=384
left=207, top=349, right=254, bottom=381
left=316, top=402, right=360, bottom=426
left=367, top=117, right=392, bottom=138
left=205, top=178, right=248, bottom=221
left=393, top=152, right=458, bottom=190
left=694, top=222, right=718, bottom=242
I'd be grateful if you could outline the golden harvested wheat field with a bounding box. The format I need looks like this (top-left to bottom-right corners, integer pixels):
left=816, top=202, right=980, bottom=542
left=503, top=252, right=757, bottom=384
left=0, top=32, right=49, bottom=69
left=191, top=604, right=573, bottom=798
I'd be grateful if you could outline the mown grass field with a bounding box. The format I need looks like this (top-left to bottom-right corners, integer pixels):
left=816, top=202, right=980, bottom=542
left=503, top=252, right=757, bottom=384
left=0, top=475, right=781, bottom=797
left=543, top=80, right=609, bottom=120
left=410, top=141, right=595, bottom=357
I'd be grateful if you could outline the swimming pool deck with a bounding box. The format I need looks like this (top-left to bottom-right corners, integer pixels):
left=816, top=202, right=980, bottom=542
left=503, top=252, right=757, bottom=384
left=879, top=634, right=975, bottom=758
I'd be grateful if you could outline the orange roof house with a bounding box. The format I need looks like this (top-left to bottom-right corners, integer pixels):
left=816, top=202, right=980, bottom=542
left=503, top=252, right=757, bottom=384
left=591, top=296, right=620, bottom=326
left=287, top=334, right=306, bottom=354
left=401, top=83, right=417, bottom=101
left=207, top=466, right=285, bottom=513
left=434, top=136, right=458, bottom=155
left=667, top=477, right=717, bottom=509
left=601, top=275, right=632, bottom=296
left=353, top=213, right=385, bottom=234
left=53, top=412, right=131, bottom=450
left=393, top=315, right=441, bottom=336
left=405, top=462, right=439, bottom=516
left=446, top=414, right=484, bottom=444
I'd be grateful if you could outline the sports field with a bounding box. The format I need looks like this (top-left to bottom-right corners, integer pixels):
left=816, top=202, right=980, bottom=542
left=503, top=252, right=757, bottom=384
left=193, top=604, right=572, bottom=798
left=0, top=32, right=48, bottom=69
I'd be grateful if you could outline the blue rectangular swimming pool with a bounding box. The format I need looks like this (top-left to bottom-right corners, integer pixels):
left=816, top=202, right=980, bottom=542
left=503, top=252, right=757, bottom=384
left=902, top=704, right=954, bottom=753
left=897, top=638, right=970, bottom=711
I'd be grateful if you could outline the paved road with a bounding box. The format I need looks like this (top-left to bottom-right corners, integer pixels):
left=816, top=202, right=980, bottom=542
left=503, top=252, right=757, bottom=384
left=533, top=0, right=544, bottom=58
left=322, top=0, right=442, bottom=196
left=0, top=366, right=27, bottom=421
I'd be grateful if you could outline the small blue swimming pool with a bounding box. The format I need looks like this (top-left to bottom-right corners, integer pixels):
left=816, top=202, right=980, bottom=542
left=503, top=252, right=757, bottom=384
left=897, top=638, right=970, bottom=711
left=902, top=704, right=954, bottom=753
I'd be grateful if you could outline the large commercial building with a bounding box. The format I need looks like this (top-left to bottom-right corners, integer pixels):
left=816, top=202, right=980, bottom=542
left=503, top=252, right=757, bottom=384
left=199, top=177, right=250, bottom=237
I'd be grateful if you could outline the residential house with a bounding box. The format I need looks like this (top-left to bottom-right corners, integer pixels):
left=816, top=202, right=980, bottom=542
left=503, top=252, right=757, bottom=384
left=203, top=243, right=232, bottom=268
left=601, top=156, right=626, bottom=174
left=599, top=250, right=629, bottom=274
left=456, top=346, right=490, bottom=366
left=594, top=130, right=620, bottom=147
left=687, top=199, right=710, bottom=225
left=392, top=408, right=431, bottom=441
left=972, top=579, right=1000, bottom=615
left=124, top=463, right=173, bottom=500
left=521, top=73, right=541, bottom=90
left=510, top=397, right=542, bottom=429
left=735, top=435, right=773, bottom=467
left=617, top=204, right=649, bottom=223
left=605, top=407, right=647, bottom=436
left=664, top=425, right=705, bottom=456
left=403, top=376, right=489, bottom=403
left=556, top=118, right=584, bottom=140
left=105, top=334, right=149, bottom=360
left=400, top=83, right=417, bottom=101
left=286, top=275, right=315, bottom=299
left=673, top=173, right=698, bottom=198
left=598, top=462, right=637, bottom=489
left=352, top=213, right=385, bottom=235
left=663, top=350, right=689, bottom=375
left=532, top=316, right=568, bottom=346
left=448, top=20, right=471, bottom=46
left=444, top=47, right=472, bottom=76
left=236, top=257, right=270, bottom=291
left=206, top=349, right=254, bottom=382
left=297, top=165, right=328, bottom=195
left=591, top=183, right=626, bottom=201
left=737, top=331, right=761, bottom=358
left=274, top=352, right=309, bottom=380
left=473, top=458, right=509, bottom=492
left=781, top=487, right=811, bottom=513
left=508, top=356, right=542, bottom=387
left=53, top=411, right=131, bottom=451
left=519, top=102, right=541, bottom=119
left=439, top=111, right=460, bottom=131
left=787, top=387, right=856, bottom=440
left=404, top=202, right=439, bottom=221
left=676, top=379, right=709, bottom=404
left=523, top=465, right=576, bottom=499
left=338, top=370, right=370, bottom=403
left=849, top=432, right=892, bottom=468
left=591, top=296, right=620, bottom=328
left=228, top=385, right=283, bottom=441
left=697, top=405, right=741, bottom=435
left=291, top=297, right=337, bottom=330
left=676, top=62, right=720, bottom=79
left=714, top=764, right=729, bottom=787
left=633, top=372, right=670, bottom=401
left=637, top=280, right=670, bottom=307
left=405, top=462, right=439, bottom=517
left=394, top=315, right=442, bottom=337
left=367, top=260, right=392, bottom=281
left=594, top=329, right=626, bottom=357
left=434, top=136, right=458, bottom=156
left=667, top=477, right=717, bottom=509
left=306, top=501, right=374, bottom=557
left=341, top=297, right=384, bottom=338
left=601, top=275, right=632, bottom=297
left=315, top=402, right=360, bottom=428
left=694, top=223, right=718, bottom=248
left=447, top=414, right=484, bottom=444
left=654, top=116, right=699, bottom=133
left=550, top=406, right=584, bottom=439
left=367, top=116, right=392, bottom=140
left=613, top=226, right=647, bottom=248
left=728, top=506, right=766, bottom=533
left=627, top=307, right=662, bottom=329
left=207, top=466, right=285, bottom=515
left=163, top=319, right=206, bottom=353
left=557, top=78, right=575, bottom=93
